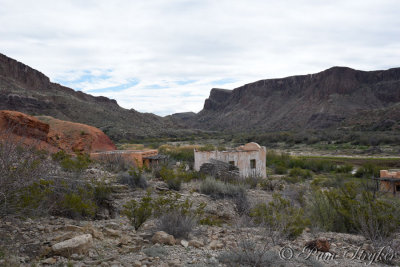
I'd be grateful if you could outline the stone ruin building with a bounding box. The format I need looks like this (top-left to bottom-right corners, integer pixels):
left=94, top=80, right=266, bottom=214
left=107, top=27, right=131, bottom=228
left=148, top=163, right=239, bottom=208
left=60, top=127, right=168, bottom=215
left=194, top=142, right=267, bottom=179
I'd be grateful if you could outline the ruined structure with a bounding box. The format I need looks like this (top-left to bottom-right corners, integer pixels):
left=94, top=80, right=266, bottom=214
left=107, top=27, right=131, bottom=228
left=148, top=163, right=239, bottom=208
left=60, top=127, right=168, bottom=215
left=91, top=149, right=166, bottom=168
left=378, top=170, right=400, bottom=196
left=194, top=142, right=266, bottom=178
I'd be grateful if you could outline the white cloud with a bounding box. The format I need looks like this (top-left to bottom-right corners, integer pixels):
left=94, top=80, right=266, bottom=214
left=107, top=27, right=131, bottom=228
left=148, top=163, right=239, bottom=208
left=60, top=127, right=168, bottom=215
left=0, top=0, right=400, bottom=115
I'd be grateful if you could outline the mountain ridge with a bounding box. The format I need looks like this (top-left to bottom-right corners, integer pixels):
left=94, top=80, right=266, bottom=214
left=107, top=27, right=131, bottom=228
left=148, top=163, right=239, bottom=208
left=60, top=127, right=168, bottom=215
left=178, top=66, right=400, bottom=132
left=0, top=53, right=193, bottom=141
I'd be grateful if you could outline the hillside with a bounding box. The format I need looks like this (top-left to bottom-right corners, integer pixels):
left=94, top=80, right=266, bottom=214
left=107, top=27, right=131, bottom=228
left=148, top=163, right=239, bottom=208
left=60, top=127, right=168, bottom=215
left=0, top=110, right=116, bottom=153
left=183, top=67, right=400, bottom=132
left=0, top=53, right=192, bottom=141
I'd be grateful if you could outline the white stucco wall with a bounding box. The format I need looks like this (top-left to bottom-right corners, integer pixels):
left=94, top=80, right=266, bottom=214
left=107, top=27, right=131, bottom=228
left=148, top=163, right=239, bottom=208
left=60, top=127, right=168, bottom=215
left=194, top=144, right=266, bottom=178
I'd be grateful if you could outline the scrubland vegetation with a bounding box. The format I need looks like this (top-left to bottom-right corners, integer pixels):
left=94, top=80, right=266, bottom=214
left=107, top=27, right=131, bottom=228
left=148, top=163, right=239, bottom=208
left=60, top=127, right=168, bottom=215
left=2, top=133, right=400, bottom=266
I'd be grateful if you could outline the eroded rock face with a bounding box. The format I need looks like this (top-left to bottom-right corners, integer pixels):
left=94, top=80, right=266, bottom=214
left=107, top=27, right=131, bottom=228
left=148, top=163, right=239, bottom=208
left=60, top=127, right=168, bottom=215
left=0, top=110, right=49, bottom=141
left=187, top=66, right=400, bottom=132
left=0, top=110, right=116, bottom=153
left=51, top=234, right=93, bottom=257
left=38, top=115, right=116, bottom=153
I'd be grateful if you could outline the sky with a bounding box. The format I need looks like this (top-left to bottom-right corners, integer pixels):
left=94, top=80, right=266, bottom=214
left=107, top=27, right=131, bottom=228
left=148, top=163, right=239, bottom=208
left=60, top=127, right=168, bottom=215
left=1, top=0, right=400, bottom=116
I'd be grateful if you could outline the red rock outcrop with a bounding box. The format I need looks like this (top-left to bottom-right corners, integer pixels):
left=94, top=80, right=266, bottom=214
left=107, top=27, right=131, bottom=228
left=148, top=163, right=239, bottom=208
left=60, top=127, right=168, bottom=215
left=0, top=110, right=116, bottom=153
left=37, top=116, right=117, bottom=153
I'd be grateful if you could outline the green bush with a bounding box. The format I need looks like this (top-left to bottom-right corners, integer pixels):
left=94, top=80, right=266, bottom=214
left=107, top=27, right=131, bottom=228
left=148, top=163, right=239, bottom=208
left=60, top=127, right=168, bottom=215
left=61, top=191, right=97, bottom=218
left=308, top=182, right=400, bottom=243
left=244, top=175, right=261, bottom=189
left=289, top=167, right=312, bottom=179
left=17, top=179, right=112, bottom=219
left=123, top=191, right=153, bottom=230
left=354, top=163, right=380, bottom=178
left=198, top=144, right=215, bottom=151
left=158, top=145, right=194, bottom=162
left=282, top=175, right=301, bottom=184
left=53, top=151, right=91, bottom=174
left=200, top=177, right=246, bottom=199
left=118, top=168, right=148, bottom=189
left=159, top=166, right=181, bottom=191
left=123, top=191, right=206, bottom=231
left=250, top=193, right=309, bottom=239
left=274, top=164, right=287, bottom=174
left=336, top=164, right=353, bottom=174
left=260, top=177, right=284, bottom=191
left=199, top=214, right=224, bottom=226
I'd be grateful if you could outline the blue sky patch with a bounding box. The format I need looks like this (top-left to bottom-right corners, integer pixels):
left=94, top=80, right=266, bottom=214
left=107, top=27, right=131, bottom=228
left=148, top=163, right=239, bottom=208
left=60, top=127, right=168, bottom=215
left=210, top=78, right=237, bottom=85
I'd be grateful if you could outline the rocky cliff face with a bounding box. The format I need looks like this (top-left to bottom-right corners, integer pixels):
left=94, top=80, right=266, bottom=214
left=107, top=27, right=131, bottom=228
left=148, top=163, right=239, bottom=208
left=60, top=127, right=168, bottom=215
left=188, top=66, right=400, bottom=132
left=0, top=53, right=190, bottom=141
left=0, top=110, right=116, bottom=153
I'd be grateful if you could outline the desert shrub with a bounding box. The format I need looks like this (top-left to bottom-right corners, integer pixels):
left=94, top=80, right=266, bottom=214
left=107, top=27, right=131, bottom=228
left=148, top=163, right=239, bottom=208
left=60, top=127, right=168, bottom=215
left=311, top=174, right=346, bottom=188
left=14, top=176, right=112, bottom=219
left=244, top=174, right=261, bottom=189
left=354, top=163, right=380, bottom=178
left=159, top=166, right=175, bottom=180
left=52, top=151, right=91, bottom=176
left=266, top=150, right=338, bottom=174
left=96, top=153, right=132, bottom=173
left=143, top=246, right=168, bottom=258
left=166, top=177, right=182, bottom=191
left=60, top=190, right=97, bottom=218
left=218, top=240, right=282, bottom=267
left=260, top=177, right=284, bottom=191
left=200, top=177, right=246, bottom=199
left=250, top=193, right=309, bottom=241
left=282, top=184, right=307, bottom=207
left=335, top=164, right=353, bottom=174
left=177, top=169, right=205, bottom=182
left=199, top=214, right=224, bottom=226
left=123, top=191, right=206, bottom=232
left=159, top=166, right=181, bottom=190
left=283, top=175, right=301, bottom=184
left=118, top=168, right=148, bottom=189
left=289, top=167, right=312, bottom=179
left=123, top=191, right=153, bottom=230
left=274, top=164, right=287, bottom=174
left=198, top=144, right=215, bottom=151
left=93, top=180, right=113, bottom=207
left=308, top=183, right=400, bottom=244
left=233, top=189, right=251, bottom=216
left=158, top=145, right=194, bottom=162
left=217, top=145, right=227, bottom=151
left=0, top=132, right=51, bottom=216
left=157, top=210, right=197, bottom=238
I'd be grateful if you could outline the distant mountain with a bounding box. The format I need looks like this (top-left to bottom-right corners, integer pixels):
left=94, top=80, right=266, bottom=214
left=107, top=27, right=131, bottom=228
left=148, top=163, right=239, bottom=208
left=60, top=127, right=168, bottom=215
left=182, top=66, right=400, bottom=132
left=0, top=53, right=192, bottom=141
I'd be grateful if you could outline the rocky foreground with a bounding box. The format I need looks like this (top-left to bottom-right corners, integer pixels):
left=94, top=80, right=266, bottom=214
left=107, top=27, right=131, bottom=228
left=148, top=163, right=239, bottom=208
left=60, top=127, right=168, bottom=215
left=1, top=168, right=399, bottom=267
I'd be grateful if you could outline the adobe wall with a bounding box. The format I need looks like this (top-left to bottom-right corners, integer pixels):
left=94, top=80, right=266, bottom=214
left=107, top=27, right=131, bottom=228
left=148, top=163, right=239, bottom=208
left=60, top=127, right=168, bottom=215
left=379, top=170, right=400, bottom=194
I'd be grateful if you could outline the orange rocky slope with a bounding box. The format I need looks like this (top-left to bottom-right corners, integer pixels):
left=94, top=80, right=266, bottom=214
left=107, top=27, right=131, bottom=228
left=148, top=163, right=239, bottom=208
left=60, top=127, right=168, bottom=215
left=0, top=110, right=116, bottom=153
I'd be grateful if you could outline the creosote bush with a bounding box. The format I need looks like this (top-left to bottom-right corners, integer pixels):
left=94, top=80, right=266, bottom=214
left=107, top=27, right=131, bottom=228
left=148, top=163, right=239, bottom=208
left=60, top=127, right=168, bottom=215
left=18, top=178, right=113, bottom=219
left=52, top=150, right=91, bottom=175
left=260, top=177, right=284, bottom=191
left=250, top=193, right=309, bottom=242
left=118, top=167, right=148, bottom=189
left=308, top=182, right=400, bottom=244
left=200, top=177, right=246, bottom=199
left=123, top=191, right=206, bottom=233
left=0, top=131, right=50, bottom=216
